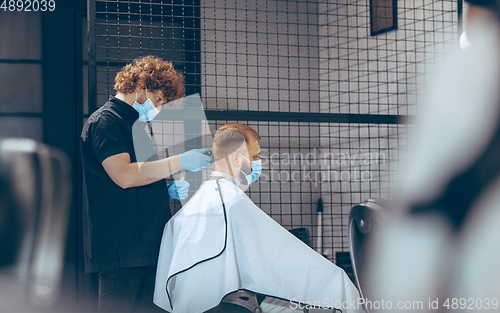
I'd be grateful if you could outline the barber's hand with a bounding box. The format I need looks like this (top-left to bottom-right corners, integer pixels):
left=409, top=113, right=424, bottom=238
left=168, top=181, right=190, bottom=200
left=179, top=149, right=214, bottom=172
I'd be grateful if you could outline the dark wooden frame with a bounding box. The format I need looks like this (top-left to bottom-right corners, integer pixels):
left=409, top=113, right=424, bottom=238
left=370, top=0, right=398, bottom=36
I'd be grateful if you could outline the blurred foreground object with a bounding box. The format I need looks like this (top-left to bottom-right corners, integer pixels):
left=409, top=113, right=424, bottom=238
left=364, top=1, right=500, bottom=312
left=0, top=139, right=71, bottom=310
left=365, top=1, right=500, bottom=312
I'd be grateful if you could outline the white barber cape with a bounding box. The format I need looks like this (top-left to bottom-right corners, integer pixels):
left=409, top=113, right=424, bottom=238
left=154, top=172, right=361, bottom=313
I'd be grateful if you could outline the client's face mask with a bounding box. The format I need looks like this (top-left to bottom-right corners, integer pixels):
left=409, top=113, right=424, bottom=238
left=133, top=89, right=160, bottom=122
left=237, top=153, right=262, bottom=184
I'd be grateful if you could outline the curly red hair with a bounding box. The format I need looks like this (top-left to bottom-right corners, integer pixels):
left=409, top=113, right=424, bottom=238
left=114, top=55, right=185, bottom=103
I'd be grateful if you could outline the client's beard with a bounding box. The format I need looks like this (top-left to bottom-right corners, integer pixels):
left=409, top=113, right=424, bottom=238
left=239, top=162, right=252, bottom=185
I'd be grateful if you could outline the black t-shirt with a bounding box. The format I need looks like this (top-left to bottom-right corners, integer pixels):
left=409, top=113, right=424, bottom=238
left=80, top=96, right=171, bottom=273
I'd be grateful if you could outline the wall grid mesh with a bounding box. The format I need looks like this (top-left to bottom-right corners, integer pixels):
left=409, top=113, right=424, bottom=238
left=88, top=0, right=460, bottom=264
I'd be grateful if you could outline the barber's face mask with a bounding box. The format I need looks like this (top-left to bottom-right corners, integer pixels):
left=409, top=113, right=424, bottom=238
left=133, top=89, right=160, bottom=122
left=237, top=153, right=262, bottom=184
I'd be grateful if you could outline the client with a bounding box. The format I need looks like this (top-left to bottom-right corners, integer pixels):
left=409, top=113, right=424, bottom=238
left=154, top=123, right=361, bottom=313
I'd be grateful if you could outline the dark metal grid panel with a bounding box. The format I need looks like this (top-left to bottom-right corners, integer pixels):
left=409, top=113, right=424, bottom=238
left=88, top=0, right=458, bottom=263
left=90, top=0, right=200, bottom=113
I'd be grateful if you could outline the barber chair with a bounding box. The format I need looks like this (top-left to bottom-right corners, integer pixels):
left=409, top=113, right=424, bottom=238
left=221, top=290, right=263, bottom=313
left=204, top=290, right=263, bottom=313
left=0, top=139, right=71, bottom=310
left=213, top=290, right=337, bottom=313
left=348, top=198, right=389, bottom=307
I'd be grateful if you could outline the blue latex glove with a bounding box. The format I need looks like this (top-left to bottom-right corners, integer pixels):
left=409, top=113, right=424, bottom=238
left=179, top=149, right=214, bottom=172
left=168, top=181, right=190, bottom=200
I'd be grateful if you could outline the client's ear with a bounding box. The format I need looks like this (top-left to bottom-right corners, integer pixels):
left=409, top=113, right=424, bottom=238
left=230, top=152, right=241, bottom=167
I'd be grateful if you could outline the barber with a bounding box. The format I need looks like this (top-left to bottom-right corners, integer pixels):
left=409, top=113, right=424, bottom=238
left=80, top=55, right=213, bottom=312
